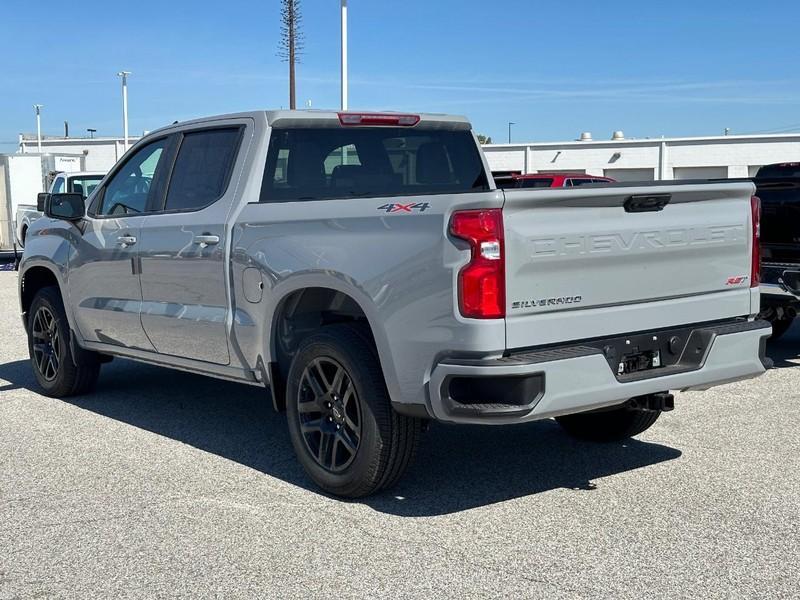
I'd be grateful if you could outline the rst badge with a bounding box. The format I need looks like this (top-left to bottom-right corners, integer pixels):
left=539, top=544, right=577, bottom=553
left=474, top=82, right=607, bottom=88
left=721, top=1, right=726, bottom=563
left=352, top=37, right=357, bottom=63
left=725, top=276, right=749, bottom=285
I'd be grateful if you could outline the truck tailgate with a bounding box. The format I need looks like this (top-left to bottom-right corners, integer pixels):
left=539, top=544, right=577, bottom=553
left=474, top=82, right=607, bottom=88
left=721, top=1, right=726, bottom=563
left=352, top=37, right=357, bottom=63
left=502, top=182, right=757, bottom=349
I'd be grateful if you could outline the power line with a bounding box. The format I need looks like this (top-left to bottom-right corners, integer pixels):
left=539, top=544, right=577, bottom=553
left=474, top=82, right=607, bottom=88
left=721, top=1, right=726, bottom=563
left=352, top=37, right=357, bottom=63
left=743, top=123, right=800, bottom=135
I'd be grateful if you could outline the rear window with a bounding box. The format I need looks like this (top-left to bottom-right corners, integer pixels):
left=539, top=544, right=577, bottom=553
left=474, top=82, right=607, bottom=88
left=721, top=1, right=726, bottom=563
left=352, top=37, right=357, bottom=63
left=260, top=127, right=489, bottom=202
left=518, top=178, right=553, bottom=188
left=69, top=175, right=103, bottom=198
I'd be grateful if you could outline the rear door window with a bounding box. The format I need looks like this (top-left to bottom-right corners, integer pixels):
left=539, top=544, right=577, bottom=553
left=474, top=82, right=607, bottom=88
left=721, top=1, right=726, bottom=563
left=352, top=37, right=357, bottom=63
left=163, top=127, right=242, bottom=212
left=261, top=127, right=489, bottom=202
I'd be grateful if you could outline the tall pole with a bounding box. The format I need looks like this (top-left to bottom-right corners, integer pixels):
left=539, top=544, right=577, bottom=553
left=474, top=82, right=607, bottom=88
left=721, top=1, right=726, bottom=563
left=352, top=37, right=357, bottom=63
left=288, top=4, right=296, bottom=110
left=508, top=122, right=515, bottom=144
left=341, top=0, right=348, bottom=110
left=117, top=71, right=131, bottom=151
left=33, top=104, right=43, bottom=152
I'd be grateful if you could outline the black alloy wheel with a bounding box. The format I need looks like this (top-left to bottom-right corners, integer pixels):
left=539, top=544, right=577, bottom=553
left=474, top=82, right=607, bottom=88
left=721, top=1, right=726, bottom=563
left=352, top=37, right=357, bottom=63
left=31, top=305, right=61, bottom=382
left=297, top=357, right=362, bottom=472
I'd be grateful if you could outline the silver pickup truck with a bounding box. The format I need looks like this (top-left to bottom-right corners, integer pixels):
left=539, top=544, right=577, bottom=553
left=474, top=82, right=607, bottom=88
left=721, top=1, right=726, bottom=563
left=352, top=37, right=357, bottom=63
left=19, top=110, right=771, bottom=497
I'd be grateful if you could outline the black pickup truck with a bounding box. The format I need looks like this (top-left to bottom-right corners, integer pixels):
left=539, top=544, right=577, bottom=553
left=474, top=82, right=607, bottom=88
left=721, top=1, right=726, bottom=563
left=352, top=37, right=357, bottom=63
left=757, top=163, right=800, bottom=339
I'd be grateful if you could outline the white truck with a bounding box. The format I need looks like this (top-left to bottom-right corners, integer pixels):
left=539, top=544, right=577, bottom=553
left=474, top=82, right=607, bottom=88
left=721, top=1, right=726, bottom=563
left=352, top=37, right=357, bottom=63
left=15, top=171, right=104, bottom=247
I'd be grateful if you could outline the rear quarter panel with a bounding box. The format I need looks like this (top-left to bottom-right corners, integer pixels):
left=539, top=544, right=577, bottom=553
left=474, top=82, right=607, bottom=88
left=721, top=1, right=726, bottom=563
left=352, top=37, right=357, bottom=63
left=230, top=190, right=506, bottom=407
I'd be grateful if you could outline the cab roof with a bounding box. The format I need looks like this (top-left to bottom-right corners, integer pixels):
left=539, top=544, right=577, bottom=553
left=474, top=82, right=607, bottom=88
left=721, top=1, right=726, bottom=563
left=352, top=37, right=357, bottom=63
left=145, top=109, right=473, bottom=137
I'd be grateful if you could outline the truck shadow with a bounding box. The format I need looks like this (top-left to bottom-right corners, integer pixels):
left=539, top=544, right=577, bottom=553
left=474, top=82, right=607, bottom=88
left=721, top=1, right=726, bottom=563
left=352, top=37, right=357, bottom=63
left=765, top=319, right=800, bottom=368
left=0, top=357, right=681, bottom=516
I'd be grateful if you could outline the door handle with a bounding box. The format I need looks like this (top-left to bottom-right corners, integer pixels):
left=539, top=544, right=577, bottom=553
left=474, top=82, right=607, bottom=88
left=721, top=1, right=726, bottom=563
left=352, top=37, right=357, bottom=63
left=117, top=235, right=137, bottom=247
left=194, top=234, right=220, bottom=248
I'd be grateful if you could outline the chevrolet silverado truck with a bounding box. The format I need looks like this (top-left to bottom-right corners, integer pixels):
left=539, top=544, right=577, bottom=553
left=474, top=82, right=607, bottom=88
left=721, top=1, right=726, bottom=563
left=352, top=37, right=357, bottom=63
left=19, top=110, right=771, bottom=497
left=754, top=163, right=800, bottom=339
left=15, top=171, right=104, bottom=248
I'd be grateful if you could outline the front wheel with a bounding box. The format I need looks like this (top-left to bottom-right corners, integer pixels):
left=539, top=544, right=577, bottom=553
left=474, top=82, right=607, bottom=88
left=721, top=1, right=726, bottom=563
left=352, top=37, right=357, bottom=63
left=27, top=286, right=101, bottom=397
left=285, top=324, right=422, bottom=498
left=556, top=405, right=661, bottom=442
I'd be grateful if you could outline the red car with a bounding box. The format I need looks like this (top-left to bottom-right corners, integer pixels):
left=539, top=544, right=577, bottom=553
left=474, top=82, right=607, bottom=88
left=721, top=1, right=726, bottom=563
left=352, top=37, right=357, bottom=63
left=494, top=172, right=616, bottom=189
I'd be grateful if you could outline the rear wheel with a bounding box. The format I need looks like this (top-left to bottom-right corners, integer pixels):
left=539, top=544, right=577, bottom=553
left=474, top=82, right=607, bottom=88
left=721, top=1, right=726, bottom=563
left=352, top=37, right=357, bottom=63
left=27, top=286, right=101, bottom=397
left=556, top=405, right=661, bottom=442
left=285, top=324, right=422, bottom=498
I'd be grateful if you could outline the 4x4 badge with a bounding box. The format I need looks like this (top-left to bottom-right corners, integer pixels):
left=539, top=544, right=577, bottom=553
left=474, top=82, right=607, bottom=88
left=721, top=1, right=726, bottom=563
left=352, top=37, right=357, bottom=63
left=377, top=202, right=430, bottom=213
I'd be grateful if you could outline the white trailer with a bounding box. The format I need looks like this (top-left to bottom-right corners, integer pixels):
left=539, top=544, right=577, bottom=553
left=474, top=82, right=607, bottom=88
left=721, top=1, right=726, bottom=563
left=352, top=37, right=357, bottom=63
left=0, top=153, right=85, bottom=252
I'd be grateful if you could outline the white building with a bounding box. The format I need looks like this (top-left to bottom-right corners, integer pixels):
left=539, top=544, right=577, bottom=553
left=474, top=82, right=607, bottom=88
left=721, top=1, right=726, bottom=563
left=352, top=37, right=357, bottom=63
left=18, top=133, right=140, bottom=172
left=483, top=132, right=800, bottom=181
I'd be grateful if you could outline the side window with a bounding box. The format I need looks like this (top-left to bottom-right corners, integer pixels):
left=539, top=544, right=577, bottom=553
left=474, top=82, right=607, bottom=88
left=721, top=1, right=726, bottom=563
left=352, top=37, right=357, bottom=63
left=163, top=128, right=241, bottom=212
left=51, top=176, right=64, bottom=193
left=98, top=138, right=168, bottom=216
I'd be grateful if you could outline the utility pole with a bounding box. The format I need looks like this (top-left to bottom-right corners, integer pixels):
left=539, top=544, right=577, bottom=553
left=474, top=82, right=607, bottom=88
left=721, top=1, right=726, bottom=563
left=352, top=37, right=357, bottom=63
left=117, top=71, right=131, bottom=151
left=341, top=0, right=348, bottom=110
left=508, top=122, right=515, bottom=144
left=33, top=104, right=43, bottom=152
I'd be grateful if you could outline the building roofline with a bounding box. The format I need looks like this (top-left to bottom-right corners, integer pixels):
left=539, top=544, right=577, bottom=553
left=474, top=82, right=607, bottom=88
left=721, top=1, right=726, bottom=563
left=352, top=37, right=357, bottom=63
left=486, top=132, right=800, bottom=149
left=19, top=135, right=140, bottom=143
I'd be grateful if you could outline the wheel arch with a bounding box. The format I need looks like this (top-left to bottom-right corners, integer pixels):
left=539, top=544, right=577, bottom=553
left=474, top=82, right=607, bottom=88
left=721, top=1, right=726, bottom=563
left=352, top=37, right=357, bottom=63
left=19, top=263, right=71, bottom=334
left=265, top=282, right=397, bottom=412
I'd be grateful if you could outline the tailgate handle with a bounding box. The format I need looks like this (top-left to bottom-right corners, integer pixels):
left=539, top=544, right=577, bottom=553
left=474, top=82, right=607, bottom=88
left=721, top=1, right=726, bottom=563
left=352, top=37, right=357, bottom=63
left=624, top=194, right=671, bottom=213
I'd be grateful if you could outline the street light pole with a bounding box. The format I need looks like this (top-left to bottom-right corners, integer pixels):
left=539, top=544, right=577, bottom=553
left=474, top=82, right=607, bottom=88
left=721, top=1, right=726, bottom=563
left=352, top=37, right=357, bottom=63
left=508, top=122, right=515, bottom=144
left=341, top=0, right=348, bottom=111
left=117, top=71, right=131, bottom=151
left=33, top=104, right=43, bottom=152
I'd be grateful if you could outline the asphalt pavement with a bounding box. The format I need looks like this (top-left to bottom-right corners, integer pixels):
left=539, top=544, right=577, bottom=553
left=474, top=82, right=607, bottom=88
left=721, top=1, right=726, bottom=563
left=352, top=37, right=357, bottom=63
left=1, top=271, right=798, bottom=599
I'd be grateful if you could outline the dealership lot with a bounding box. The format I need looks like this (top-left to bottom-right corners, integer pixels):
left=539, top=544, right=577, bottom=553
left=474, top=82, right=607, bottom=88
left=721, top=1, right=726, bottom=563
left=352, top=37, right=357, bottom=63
left=0, top=271, right=798, bottom=599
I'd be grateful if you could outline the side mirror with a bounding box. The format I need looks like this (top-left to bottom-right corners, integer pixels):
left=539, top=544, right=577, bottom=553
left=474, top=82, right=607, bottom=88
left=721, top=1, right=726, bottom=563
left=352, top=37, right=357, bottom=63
left=37, top=192, right=48, bottom=212
left=45, top=193, right=85, bottom=221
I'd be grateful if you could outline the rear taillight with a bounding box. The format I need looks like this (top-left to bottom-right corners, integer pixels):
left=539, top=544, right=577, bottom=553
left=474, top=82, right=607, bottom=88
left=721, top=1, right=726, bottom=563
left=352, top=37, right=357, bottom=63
left=338, top=112, right=420, bottom=127
left=449, top=209, right=505, bottom=319
left=751, top=195, right=761, bottom=288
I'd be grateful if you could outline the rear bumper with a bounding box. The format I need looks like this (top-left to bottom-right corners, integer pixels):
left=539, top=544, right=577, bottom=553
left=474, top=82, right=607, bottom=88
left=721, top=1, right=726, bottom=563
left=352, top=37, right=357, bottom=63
left=426, top=319, right=771, bottom=425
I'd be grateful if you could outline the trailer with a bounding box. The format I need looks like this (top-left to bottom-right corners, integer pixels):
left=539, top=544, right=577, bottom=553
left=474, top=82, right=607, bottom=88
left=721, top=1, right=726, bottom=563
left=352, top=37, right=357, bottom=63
left=0, top=153, right=86, bottom=256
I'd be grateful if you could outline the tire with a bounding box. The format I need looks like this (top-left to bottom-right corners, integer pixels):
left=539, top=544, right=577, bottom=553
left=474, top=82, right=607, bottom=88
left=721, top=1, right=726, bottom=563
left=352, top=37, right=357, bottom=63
left=27, top=286, right=101, bottom=397
left=19, top=226, right=27, bottom=248
left=768, top=316, right=794, bottom=341
left=285, top=323, right=422, bottom=498
left=556, top=405, right=661, bottom=442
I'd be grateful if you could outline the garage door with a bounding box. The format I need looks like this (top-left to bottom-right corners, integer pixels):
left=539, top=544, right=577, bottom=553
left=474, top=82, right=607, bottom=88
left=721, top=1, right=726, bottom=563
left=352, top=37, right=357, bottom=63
left=603, top=168, right=655, bottom=182
left=673, top=167, right=728, bottom=180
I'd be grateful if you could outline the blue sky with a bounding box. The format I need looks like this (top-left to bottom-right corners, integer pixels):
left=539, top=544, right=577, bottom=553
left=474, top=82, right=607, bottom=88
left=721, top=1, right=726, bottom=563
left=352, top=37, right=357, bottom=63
left=1, top=0, right=799, bottom=152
